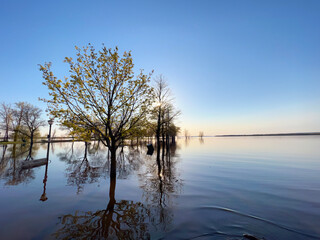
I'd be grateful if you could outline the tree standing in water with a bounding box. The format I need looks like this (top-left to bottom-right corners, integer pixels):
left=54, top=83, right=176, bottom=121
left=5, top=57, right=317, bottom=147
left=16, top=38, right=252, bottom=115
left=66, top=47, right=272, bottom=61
left=20, top=103, right=45, bottom=146
left=199, top=131, right=204, bottom=138
left=11, top=102, right=26, bottom=142
left=39, top=44, right=153, bottom=178
left=0, top=103, right=12, bottom=142
left=153, top=75, right=179, bottom=151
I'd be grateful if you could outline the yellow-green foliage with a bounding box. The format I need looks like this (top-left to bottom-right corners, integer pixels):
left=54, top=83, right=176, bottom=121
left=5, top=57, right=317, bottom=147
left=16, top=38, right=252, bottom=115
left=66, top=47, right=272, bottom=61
left=39, top=44, right=154, bottom=149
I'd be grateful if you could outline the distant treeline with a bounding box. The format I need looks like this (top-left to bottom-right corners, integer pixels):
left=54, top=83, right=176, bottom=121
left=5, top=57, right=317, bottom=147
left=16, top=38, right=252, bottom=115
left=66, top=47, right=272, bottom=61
left=0, top=102, right=45, bottom=144
left=215, top=132, right=320, bottom=137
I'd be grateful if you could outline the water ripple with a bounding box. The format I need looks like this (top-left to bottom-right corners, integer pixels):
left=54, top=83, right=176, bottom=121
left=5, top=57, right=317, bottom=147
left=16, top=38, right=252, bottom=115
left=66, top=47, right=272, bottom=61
left=198, top=205, right=319, bottom=239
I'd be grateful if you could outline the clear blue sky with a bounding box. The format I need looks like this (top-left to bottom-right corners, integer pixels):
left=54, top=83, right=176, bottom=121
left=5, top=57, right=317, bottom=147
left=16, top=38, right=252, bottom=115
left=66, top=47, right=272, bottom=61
left=1, top=0, right=319, bottom=135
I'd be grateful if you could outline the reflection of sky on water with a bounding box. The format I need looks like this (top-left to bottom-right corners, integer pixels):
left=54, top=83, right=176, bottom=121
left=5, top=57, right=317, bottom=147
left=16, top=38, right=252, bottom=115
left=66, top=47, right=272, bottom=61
left=0, top=137, right=320, bottom=239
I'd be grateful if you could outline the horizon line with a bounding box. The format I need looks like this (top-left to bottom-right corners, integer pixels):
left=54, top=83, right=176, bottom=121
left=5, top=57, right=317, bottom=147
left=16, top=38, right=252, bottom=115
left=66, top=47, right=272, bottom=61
left=178, top=132, right=320, bottom=138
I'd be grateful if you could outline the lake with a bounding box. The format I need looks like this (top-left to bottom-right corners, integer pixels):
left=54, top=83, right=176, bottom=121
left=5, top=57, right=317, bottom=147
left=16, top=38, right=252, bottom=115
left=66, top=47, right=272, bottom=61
left=0, top=136, right=320, bottom=240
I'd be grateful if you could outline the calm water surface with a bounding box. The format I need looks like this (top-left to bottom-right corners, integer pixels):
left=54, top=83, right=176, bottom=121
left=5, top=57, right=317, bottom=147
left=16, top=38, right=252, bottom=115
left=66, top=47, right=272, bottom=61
left=0, top=137, right=320, bottom=240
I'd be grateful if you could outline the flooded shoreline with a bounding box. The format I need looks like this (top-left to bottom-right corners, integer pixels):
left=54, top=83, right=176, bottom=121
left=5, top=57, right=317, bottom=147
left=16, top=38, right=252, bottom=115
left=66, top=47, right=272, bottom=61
left=1, top=137, right=320, bottom=239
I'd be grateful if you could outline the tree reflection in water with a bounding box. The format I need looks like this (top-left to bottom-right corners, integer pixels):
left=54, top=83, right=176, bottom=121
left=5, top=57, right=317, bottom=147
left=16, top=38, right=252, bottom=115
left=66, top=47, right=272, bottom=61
left=0, top=143, right=40, bottom=185
left=58, top=141, right=109, bottom=194
left=139, top=142, right=182, bottom=232
left=53, top=141, right=182, bottom=239
left=58, top=142, right=148, bottom=194
left=53, top=177, right=154, bottom=239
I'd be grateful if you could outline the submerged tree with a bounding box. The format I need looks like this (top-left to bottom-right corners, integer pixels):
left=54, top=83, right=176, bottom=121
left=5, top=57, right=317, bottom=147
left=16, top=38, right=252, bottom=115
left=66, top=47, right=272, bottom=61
left=11, top=102, right=26, bottom=142
left=20, top=103, right=45, bottom=145
left=39, top=45, right=153, bottom=178
left=184, top=129, right=189, bottom=139
left=199, top=131, right=204, bottom=138
left=0, top=101, right=44, bottom=143
left=152, top=75, right=180, bottom=151
left=0, top=103, right=12, bottom=142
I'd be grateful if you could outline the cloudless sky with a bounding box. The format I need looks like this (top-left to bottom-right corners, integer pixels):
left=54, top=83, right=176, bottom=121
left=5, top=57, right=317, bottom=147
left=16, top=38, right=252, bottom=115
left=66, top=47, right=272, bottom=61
left=1, top=0, right=319, bottom=135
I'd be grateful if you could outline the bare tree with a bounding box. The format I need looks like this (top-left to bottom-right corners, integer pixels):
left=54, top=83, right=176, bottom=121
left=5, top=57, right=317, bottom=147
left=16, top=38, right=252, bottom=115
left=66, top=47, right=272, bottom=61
left=0, top=103, right=13, bottom=142
left=163, top=103, right=180, bottom=147
left=153, top=75, right=180, bottom=149
left=11, top=102, right=26, bottom=142
left=20, top=103, right=45, bottom=145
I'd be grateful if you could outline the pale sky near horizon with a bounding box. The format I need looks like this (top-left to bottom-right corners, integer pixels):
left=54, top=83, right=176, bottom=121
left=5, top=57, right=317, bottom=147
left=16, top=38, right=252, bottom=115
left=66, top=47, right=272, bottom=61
left=1, top=0, right=319, bottom=135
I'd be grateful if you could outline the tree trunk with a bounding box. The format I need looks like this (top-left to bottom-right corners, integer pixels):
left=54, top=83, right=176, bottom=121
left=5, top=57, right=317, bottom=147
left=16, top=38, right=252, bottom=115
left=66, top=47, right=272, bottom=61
left=105, top=139, right=117, bottom=237
left=107, top=175, right=116, bottom=211
left=161, top=122, right=165, bottom=146
left=162, top=141, right=165, bottom=168
left=84, top=142, right=88, bottom=159
left=1, top=145, right=7, bottom=161
left=26, top=143, right=33, bottom=160
left=13, top=129, right=18, bottom=142
left=105, top=175, right=116, bottom=237
left=4, top=126, right=9, bottom=142
left=110, top=146, right=117, bottom=179
left=156, top=146, right=161, bottom=176
left=156, top=108, right=161, bottom=157
left=30, top=131, right=34, bottom=145
left=165, top=134, right=169, bottom=149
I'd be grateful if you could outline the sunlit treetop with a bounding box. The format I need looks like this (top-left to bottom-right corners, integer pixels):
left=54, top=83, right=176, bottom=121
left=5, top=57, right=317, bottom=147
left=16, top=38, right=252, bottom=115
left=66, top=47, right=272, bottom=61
left=39, top=44, right=154, bottom=149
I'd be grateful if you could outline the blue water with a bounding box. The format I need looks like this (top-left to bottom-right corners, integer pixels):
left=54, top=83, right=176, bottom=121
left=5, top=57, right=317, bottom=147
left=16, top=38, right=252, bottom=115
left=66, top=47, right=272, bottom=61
left=0, top=136, right=319, bottom=239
